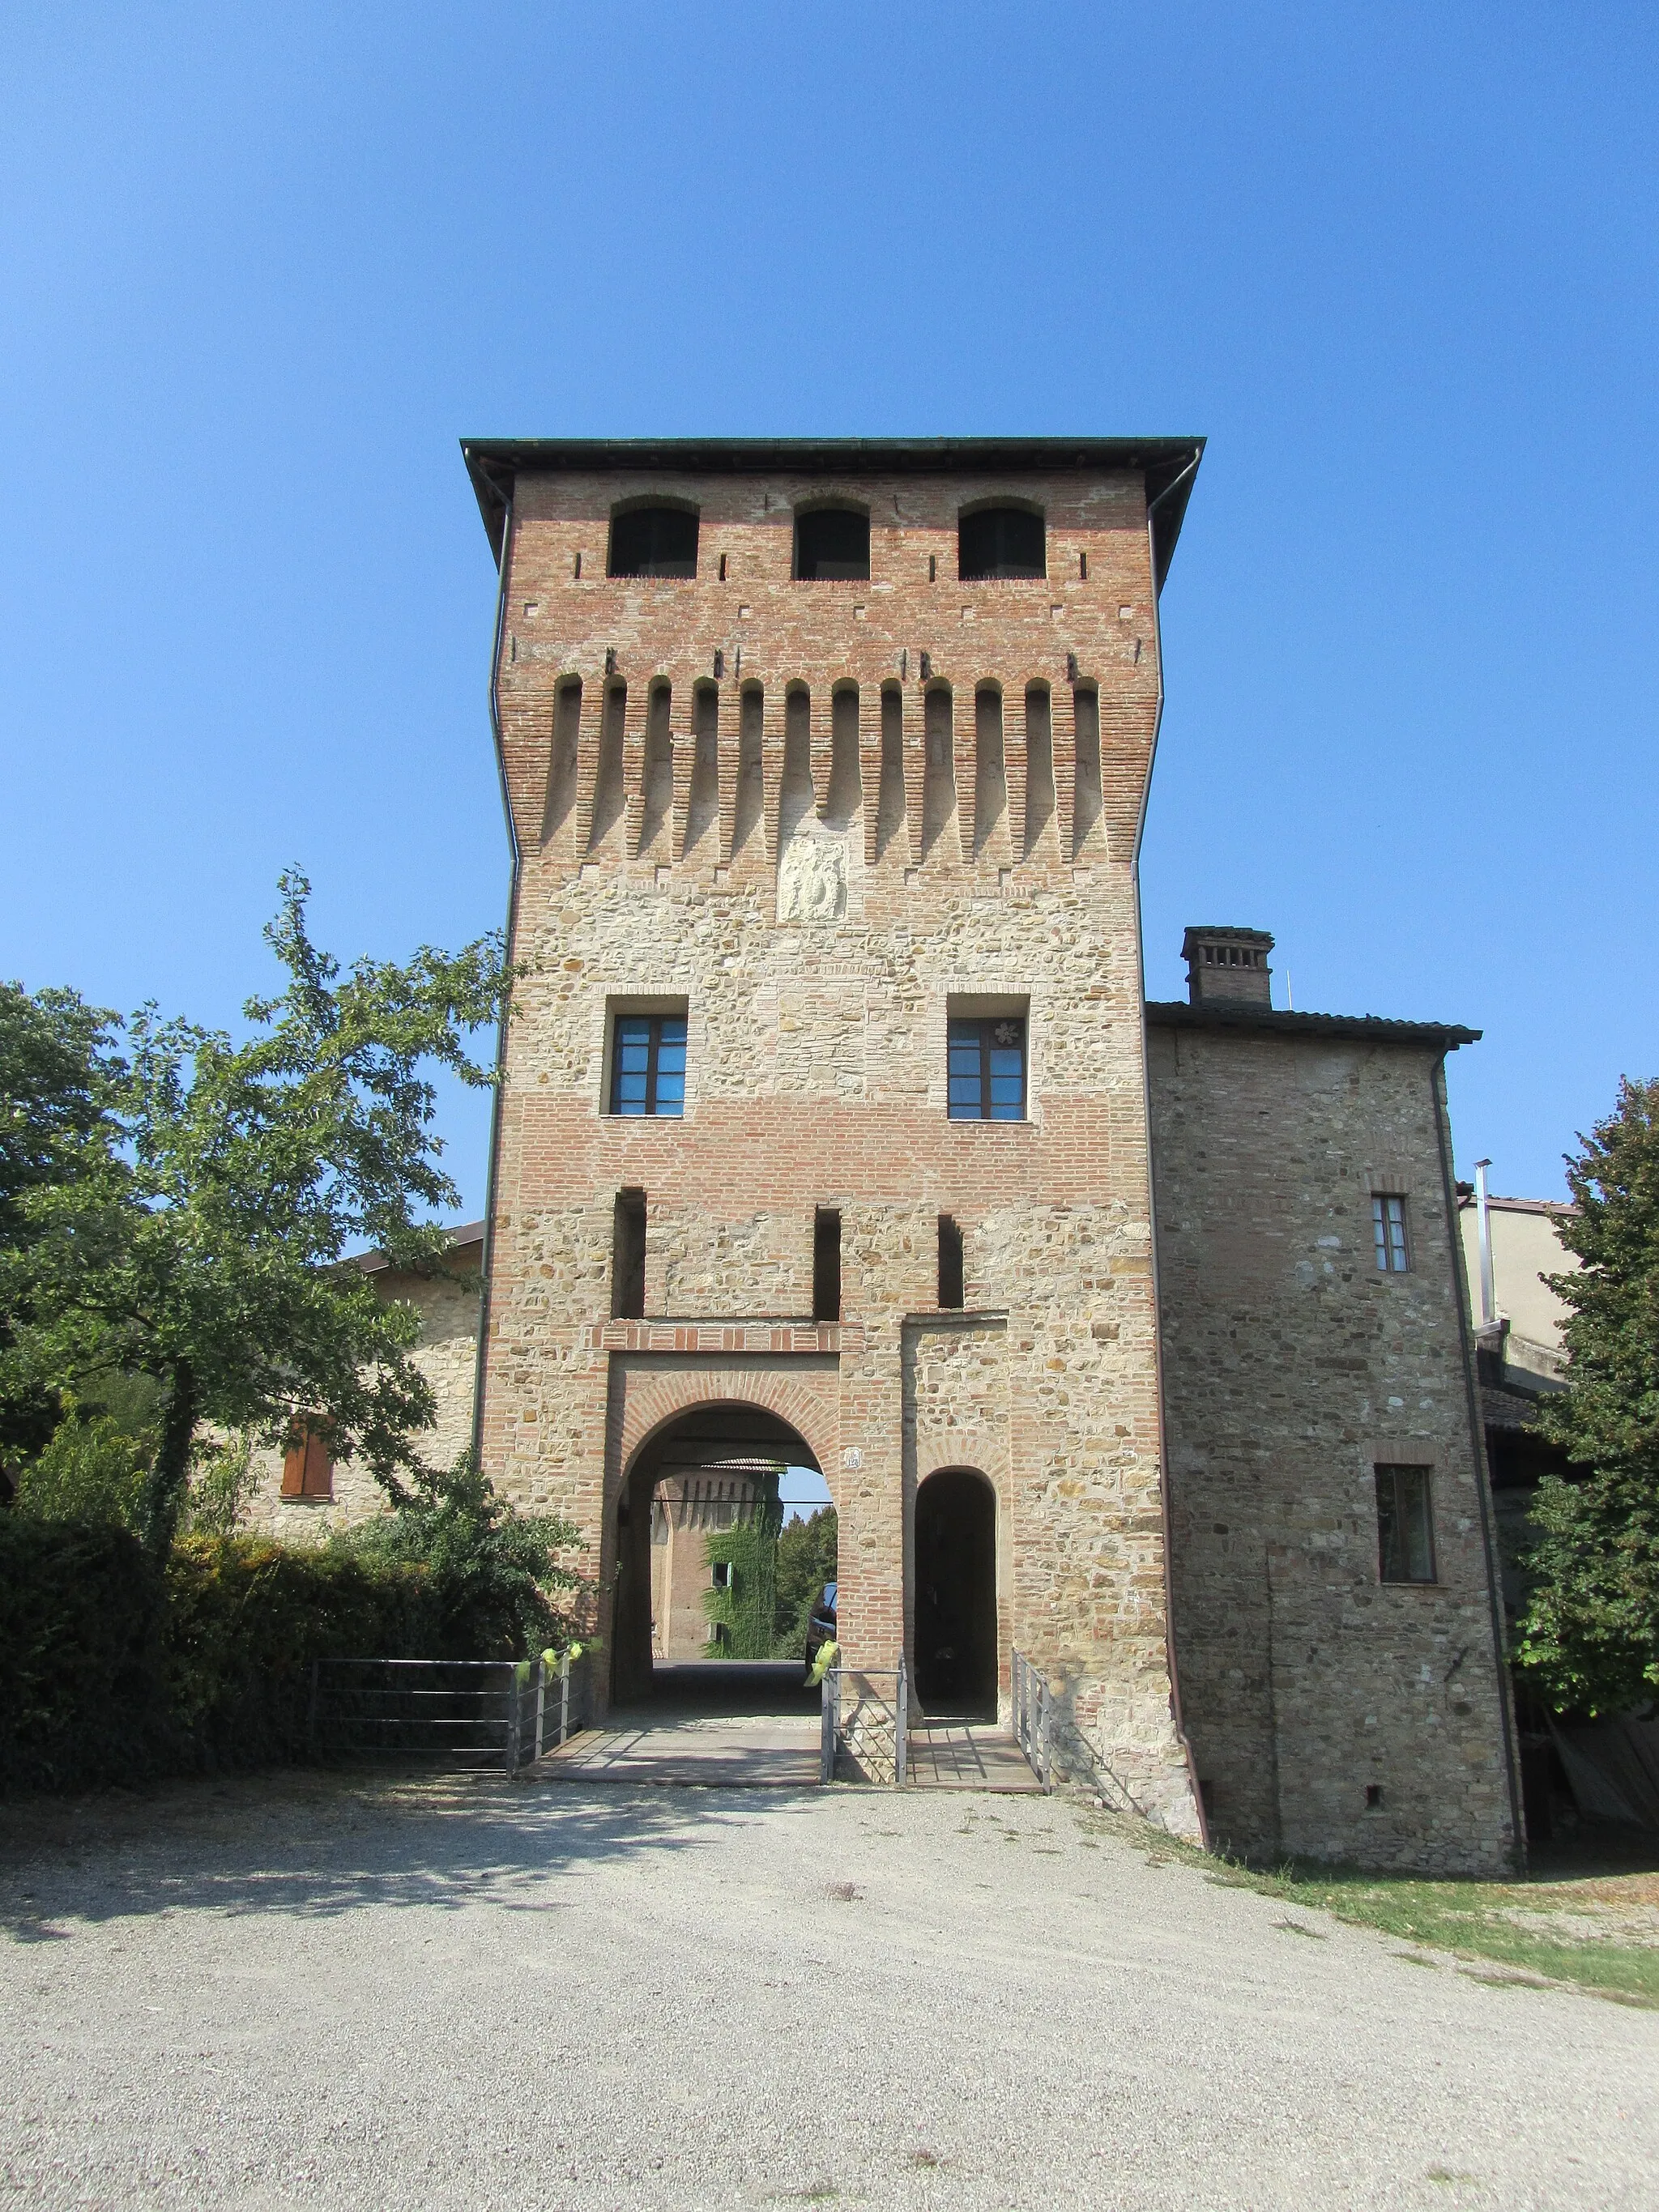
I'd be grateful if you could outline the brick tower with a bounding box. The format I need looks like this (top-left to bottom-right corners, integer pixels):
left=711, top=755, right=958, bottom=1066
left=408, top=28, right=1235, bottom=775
left=463, top=437, right=1205, bottom=1831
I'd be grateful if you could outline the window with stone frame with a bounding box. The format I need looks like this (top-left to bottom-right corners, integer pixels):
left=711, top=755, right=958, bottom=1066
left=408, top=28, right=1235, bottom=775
left=948, top=1015, right=1026, bottom=1121
left=1375, top=1464, right=1436, bottom=1583
left=609, top=1012, right=687, bottom=1116
left=1372, top=1193, right=1410, bottom=1272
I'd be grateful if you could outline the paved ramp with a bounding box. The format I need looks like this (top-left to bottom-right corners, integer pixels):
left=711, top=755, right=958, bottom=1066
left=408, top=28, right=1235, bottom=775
left=540, top=1662, right=821, bottom=1789
left=905, top=1720, right=1043, bottom=1792
left=537, top=1664, right=1044, bottom=1792
left=541, top=1709, right=821, bottom=1788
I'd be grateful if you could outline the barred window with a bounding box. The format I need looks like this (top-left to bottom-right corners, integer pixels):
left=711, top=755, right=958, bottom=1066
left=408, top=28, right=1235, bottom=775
left=610, top=1014, right=686, bottom=1116
left=1373, top=1193, right=1410, bottom=1272
left=1375, top=1464, right=1436, bottom=1584
left=948, top=1016, right=1026, bottom=1121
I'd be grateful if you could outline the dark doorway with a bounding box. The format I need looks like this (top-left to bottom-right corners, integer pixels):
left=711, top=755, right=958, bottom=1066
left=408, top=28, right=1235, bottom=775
left=914, top=1467, right=997, bottom=1718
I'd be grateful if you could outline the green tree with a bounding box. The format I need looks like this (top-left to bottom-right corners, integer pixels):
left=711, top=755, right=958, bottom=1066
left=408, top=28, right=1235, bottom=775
left=1516, top=1076, right=1659, bottom=1713
left=0, top=872, right=510, bottom=1553
left=774, top=1504, right=838, bottom=1656
left=332, top=1450, right=584, bottom=1656
left=0, top=982, right=125, bottom=1463
left=11, top=1413, right=148, bottom=1529
left=704, top=1473, right=783, bottom=1660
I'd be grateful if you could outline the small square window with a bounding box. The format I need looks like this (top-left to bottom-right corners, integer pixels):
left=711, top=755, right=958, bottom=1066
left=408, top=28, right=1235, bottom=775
left=609, top=1013, right=686, bottom=1117
left=1375, top=1464, right=1436, bottom=1583
left=948, top=1016, right=1026, bottom=1121
left=711, top=1559, right=733, bottom=1590
left=1373, top=1193, right=1410, bottom=1272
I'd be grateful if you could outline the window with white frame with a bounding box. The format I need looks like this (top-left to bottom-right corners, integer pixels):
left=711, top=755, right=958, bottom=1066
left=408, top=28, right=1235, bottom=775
left=1372, top=1193, right=1410, bottom=1272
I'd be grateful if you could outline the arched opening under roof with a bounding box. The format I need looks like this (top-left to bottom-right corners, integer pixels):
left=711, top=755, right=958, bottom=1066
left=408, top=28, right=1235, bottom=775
left=957, top=504, right=1045, bottom=582
left=608, top=503, right=699, bottom=579
left=794, top=505, right=869, bottom=581
left=612, top=1401, right=836, bottom=1715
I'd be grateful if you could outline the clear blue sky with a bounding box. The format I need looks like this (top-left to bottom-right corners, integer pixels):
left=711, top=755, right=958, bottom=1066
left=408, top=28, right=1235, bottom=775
left=3, top=4, right=1653, bottom=1207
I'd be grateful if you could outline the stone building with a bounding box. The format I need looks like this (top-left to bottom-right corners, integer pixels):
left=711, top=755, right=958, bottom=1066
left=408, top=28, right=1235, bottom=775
left=243, top=1223, right=484, bottom=1543
left=247, top=436, right=1521, bottom=1869
left=1146, top=935, right=1516, bottom=1869
left=450, top=434, right=1518, bottom=1869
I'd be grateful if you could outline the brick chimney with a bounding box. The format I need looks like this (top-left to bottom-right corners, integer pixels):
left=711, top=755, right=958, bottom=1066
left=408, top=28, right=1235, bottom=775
left=1183, top=925, right=1274, bottom=1007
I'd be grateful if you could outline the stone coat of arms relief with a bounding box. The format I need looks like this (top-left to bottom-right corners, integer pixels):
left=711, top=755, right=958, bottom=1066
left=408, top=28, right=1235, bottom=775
left=777, top=833, right=847, bottom=925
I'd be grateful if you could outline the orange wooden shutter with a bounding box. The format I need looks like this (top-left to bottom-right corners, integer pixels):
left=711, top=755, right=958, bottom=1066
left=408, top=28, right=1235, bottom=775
left=279, top=1430, right=308, bottom=1498
left=300, top=1429, right=335, bottom=1499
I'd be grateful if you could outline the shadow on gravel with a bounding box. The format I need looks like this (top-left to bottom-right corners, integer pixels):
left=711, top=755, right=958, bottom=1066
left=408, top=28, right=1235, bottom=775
left=0, top=1765, right=818, bottom=1944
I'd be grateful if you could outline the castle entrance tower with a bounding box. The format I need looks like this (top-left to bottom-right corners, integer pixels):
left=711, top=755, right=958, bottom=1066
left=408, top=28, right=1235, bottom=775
left=463, top=437, right=1204, bottom=1833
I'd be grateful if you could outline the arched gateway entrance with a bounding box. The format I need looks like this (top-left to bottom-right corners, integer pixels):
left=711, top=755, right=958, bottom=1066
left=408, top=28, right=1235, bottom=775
left=914, top=1468, right=998, bottom=1720
left=612, top=1402, right=831, bottom=1708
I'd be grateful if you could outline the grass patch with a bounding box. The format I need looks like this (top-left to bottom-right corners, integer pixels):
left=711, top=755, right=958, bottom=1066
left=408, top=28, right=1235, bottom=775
left=1247, top=1865, right=1658, bottom=2005
left=1080, top=1809, right=1659, bottom=2007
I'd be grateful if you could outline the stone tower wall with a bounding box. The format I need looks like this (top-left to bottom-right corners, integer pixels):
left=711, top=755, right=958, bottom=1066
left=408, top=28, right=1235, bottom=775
left=477, top=457, right=1201, bottom=1831
left=1146, top=1014, right=1519, bottom=1872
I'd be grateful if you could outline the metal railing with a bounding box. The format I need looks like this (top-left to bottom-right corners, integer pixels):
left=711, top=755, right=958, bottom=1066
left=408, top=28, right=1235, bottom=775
left=305, top=1652, right=588, bottom=1775
left=821, top=1656, right=908, bottom=1785
left=1010, top=1648, right=1054, bottom=1792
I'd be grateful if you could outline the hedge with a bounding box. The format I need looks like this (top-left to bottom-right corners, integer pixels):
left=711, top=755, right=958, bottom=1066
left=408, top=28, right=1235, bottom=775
left=0, top=1519, right=518, bottom=1793
left=0, top=1518, right=168, bottom=1791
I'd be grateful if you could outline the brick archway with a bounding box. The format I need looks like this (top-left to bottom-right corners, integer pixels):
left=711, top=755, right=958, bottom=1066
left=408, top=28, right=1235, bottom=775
left=611, top=1361, right=841, bottom=1508
left=602, top=1357, right=842, bottom=1708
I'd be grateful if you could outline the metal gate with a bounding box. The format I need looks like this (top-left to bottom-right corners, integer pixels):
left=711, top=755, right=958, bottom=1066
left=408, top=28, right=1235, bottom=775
left=820, top=1658, right=908, bottom=1785
left=305, top=1653, right=588, bottom=1773
left=1010, top=1648, right=1053, bottom=1790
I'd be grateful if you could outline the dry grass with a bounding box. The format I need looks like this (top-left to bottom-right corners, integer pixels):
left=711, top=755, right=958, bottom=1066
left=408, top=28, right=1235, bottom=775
left=1085, top=1806, right=1659, bottom=2007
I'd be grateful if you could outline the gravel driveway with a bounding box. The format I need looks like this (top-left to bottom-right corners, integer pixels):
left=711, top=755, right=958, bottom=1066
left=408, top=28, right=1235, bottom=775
left=2, top=1770, right=1655, bottom=2210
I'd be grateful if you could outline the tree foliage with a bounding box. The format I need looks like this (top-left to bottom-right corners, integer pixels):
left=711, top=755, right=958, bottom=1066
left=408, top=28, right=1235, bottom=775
left=333, top=1450, right=584, bottom=1656
left=0, top=982, right=125, bottom=1460
left=0, top=871, right=510, bottom=1550
left=774, top=1505, right=838, bottom=1656
left=1516, top=1076, right=1659, bottom=1713
left=11, top=1413, right=148, bottom=1530
left=703, top=1473, right=783, bottom=1660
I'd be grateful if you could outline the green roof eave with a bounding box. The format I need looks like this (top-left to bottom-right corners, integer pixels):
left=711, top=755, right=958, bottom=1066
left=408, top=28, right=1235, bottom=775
left=1145, top=1001, right=1481, bottom=1051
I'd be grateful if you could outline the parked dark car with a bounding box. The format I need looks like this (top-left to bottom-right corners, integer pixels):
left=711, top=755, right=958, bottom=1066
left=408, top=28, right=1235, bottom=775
left=804, top=1582, right=838, bottom=1673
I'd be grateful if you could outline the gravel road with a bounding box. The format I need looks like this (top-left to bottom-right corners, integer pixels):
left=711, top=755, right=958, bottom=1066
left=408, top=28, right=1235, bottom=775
left=2, top=1769, right=1655, bottom=2210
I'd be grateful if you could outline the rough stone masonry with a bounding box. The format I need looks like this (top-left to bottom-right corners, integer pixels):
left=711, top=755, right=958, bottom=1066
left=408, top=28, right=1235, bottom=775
left=263, top=437, right=1517, bottom=1872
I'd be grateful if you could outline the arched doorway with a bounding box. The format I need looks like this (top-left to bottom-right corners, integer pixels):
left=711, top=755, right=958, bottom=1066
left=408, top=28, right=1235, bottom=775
left=914, top=1467, right=997, bottom=1719
left=612, top=1402, right=834, bottom=1710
